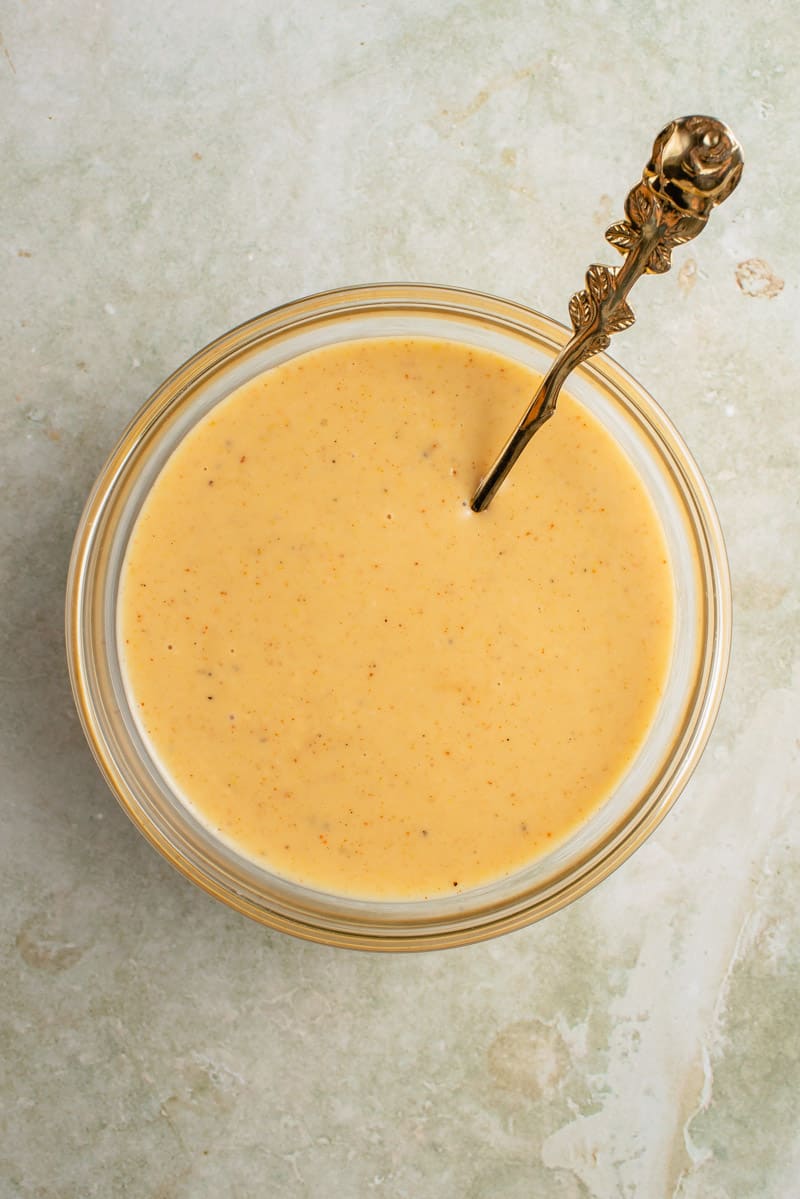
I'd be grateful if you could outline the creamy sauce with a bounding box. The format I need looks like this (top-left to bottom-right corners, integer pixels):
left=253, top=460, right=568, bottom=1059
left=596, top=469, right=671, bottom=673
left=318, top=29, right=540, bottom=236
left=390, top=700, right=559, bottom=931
left=119, top=338, right=674, bottom=899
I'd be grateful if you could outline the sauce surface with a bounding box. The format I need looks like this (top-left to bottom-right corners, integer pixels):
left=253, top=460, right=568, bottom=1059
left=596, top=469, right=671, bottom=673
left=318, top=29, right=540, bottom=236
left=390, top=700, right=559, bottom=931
left=119, top=338, right=674, bottom=898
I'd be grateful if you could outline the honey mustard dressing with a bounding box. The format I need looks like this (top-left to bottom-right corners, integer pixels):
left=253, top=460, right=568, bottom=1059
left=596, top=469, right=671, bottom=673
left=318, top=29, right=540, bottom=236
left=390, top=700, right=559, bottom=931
left=119, top=338, right=674, bottom=898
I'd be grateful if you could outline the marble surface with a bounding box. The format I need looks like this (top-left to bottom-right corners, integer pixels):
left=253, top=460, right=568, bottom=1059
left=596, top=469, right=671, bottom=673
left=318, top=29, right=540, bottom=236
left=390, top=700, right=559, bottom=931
left=2, top=2, right=798, bottom=1195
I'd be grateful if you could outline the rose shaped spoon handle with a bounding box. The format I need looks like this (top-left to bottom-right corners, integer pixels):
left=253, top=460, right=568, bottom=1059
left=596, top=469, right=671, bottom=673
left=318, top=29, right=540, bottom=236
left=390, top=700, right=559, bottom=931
left=470, top=116, right=743, bottom=512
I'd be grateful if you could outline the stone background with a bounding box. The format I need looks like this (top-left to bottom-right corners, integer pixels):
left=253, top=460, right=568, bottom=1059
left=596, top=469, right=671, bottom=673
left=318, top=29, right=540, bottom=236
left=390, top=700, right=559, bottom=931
left=1, top=2, right=797, bottom=1195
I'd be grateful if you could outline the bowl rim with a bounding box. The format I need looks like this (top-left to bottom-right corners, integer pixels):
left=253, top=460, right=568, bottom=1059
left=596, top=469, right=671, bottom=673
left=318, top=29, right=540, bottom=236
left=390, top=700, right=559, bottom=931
left=65, top=281, right=732, bottom=951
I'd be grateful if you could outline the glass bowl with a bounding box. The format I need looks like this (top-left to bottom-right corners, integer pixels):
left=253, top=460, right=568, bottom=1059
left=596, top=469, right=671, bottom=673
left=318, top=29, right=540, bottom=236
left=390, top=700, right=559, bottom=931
left=66, top=283, right=731, bottom=951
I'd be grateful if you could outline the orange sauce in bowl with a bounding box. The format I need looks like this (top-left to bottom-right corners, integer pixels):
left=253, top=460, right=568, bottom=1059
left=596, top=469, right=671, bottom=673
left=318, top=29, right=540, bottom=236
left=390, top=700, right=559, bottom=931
left=119, top=338, right=674, bottom=898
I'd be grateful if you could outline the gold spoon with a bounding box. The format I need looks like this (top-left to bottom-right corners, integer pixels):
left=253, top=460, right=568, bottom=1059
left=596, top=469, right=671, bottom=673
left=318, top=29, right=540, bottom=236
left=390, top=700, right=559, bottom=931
left=471, top=115, right=743, bottom=512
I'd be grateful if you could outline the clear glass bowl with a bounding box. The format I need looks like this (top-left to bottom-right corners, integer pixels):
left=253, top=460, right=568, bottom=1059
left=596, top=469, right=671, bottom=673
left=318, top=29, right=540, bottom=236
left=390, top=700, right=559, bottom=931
left=66, top=284, right=731, bottom=951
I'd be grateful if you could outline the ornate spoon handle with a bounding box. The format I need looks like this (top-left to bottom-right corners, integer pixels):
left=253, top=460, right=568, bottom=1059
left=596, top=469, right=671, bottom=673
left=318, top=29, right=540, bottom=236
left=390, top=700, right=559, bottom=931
left=470, top=116, right=743, bottom=512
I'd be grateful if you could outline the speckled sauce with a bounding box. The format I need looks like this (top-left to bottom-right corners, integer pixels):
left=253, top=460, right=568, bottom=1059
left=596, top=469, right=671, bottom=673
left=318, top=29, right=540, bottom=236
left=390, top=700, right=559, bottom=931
left=119, top=337, right=674, bottom=899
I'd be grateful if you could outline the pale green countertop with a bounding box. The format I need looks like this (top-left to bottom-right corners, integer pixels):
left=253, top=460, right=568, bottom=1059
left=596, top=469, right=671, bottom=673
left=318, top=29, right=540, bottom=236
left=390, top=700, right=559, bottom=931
left=1, top=3, right=798, bottom=1196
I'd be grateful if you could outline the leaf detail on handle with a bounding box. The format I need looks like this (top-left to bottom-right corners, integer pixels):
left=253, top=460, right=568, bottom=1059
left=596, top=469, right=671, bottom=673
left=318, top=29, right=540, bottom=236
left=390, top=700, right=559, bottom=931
left=665, top=228, right=697, bottom=248
left=625, top=182, right=655, bottom=229
left=574, top=333, right=611, bottom=365
left=586, top=263, right=616, bottom=302
left=569, top=264, right=620, bottom=332
left=644, top=212, right=707, bottom=274
left=605, top=220, right=637, bottom=254
left=568, top=289, right=595, bottom=332
left=605, top=299, right=635, bottom=333
left=646, top=242, right=673, bottom=274
left=664, top=213, right=706, bottom=248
